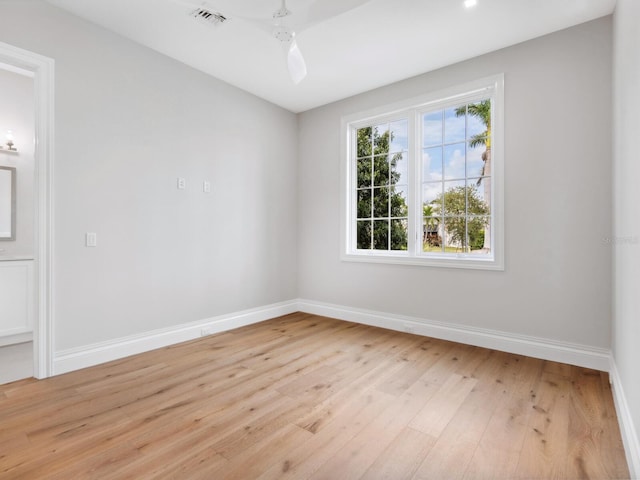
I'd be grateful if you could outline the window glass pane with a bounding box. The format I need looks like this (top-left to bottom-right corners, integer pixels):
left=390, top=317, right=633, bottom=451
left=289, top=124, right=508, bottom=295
left=373, top=187, right=389, bottom=218
left=468, top=216, right=490, bottom=253
left=357, top=127, right=372, bottom=158
left=390, top=185, right=408, bottom=217
left=467, top=100, right=491, bottom=140
left=373, top=123, right=390, bottom=155
left=390, top=152, right=407, bottom=185
left=390, top=119, right=408, bottom=153
left=357, top=158, right=372, bottom=188
left=480, top=177, right=491, bottom=210
left=390, top=218, right=408, bottom=251
left=422, top=182, right=442, bottom=207
left=373, top=155, right=389, bottom=186
left=467, top=144, right=487, bottom=178
left=422, top=111, right=442, bottom=147
left=423, top=147, right=443, bottom=182
left=357, top=220, right=372, bottom=249
left=467, top=180, right=491, bottom=215
left=357, top=188, right=372, bottom=219
left=428, top=230, right=463, bottom=254
left=444, top=143, right=466, bottom=180
left=442, top=217, right=467, bottom=251
left=373, top=220, right=389, bottom=250
left=444, top=107, right=466, bottom=144
left=422, top=216, right=442, bottom=252
left=441, top=180, right=467, bottom=215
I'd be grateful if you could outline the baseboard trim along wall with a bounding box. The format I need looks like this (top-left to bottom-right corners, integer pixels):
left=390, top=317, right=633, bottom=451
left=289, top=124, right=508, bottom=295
left=296, top=299, right=612, bottom=372
left=55, top=298, right=613, bottom=376
left=609, top=359, right=640, bottom=480
left=53, top=300, right=299, bottom=375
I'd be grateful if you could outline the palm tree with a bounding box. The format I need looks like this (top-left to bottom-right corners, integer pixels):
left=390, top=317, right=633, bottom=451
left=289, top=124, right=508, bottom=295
left=455, top=100, right=491, bottom=179
left=455, top=100, right=491, bottom=251
left=422, top=204, right=440, bottom=247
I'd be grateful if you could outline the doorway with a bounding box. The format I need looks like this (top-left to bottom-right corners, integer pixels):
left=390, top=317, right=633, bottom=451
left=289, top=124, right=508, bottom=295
left=0, top=41, right=54, bottom=380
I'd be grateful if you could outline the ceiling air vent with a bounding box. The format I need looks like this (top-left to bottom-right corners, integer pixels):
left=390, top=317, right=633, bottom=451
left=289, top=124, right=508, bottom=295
left=190, top=7, right=227, bottom=26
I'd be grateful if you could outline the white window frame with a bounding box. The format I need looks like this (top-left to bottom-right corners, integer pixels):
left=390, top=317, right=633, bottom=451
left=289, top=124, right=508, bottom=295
left=340, top=74, right=504, bottom=270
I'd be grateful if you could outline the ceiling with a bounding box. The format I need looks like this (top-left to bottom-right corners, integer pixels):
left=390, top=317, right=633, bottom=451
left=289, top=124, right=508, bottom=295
left=45, top=0, right=616, bottom=113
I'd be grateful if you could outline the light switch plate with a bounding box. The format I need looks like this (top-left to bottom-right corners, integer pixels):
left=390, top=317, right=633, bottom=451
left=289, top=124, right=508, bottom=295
left=86, top=232, right=97, bottom=247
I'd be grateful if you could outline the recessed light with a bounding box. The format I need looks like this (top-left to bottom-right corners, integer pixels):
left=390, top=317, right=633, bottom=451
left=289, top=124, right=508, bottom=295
left=464, top=0, right=477, bottom=8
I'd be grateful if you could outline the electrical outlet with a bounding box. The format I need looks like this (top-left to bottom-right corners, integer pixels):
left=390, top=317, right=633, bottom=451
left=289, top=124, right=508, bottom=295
left=200, top=327, right=212, bottom=337
left=177, top=177, right=186, bottom=190
left=203, top=181, right=211, bottom=193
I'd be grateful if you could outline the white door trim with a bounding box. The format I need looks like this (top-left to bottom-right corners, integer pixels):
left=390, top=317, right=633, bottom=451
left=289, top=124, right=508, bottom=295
left=0, top=41, right=55, bottom=379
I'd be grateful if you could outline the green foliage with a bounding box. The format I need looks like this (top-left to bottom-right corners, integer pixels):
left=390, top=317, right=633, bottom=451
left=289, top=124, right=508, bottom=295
left=469, top=226, right=485, bottom=250
left=356, top=126, right=408, bottom=250
left=455, top=100, right=492, bottom=181
left=423, top=204, right=435, bottom=218
left=430, top=186, right=489, bottom=251
left=422, top=204, right=439, bottom=228
left=455, top=100, right=491, bottom=148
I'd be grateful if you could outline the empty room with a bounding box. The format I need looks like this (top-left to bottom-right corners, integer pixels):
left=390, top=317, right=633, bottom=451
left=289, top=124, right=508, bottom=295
left=0, top=0, right=638, bottom=478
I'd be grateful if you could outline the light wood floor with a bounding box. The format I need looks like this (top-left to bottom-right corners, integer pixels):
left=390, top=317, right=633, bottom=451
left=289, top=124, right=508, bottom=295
left=0, top=313, right=629, bottom=479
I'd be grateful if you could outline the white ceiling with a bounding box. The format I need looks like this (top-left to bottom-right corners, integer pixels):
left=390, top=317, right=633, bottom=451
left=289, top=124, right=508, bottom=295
left=45, top=0, right=615, bottom=113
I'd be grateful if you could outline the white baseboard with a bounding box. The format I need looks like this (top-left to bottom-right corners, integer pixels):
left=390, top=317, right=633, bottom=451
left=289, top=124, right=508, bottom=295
left=0, top=331, right=33, bottom=347
left=610, top=359, right=640, bottom=479
left=53, top=297, right=611, bottom=377
left=297, top=299, right=611, bottom=372
left=53, top=300, right=299, bottom=375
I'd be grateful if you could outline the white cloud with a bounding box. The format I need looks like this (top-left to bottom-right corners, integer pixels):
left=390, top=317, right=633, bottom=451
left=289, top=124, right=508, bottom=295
left=423, top=182, right=441, bottom=205
left=422, top=150, right=443, bottom=182
left=444, top=146, right=466, bottom=179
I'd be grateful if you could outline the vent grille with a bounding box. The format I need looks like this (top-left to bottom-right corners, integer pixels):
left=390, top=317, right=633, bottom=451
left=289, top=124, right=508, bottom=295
left=190, top=7, right=227, bottom=26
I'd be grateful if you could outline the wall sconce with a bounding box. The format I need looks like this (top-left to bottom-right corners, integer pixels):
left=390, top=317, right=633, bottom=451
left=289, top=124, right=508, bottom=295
left=1, top=131, right=17, bottom=153
left=5, top=131, right=16, bottom=151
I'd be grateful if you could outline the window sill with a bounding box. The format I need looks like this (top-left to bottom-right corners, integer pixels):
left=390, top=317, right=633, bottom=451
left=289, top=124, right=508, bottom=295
left=341, top=251, right=504, bottom=271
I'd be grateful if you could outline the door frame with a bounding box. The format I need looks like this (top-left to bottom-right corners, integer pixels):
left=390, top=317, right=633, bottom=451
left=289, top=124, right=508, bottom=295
left=0, top=42, right=54, bottom=378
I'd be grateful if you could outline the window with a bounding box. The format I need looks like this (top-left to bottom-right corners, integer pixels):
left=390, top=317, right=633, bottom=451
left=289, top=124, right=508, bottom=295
left=342, top=75, right=504, bottom=270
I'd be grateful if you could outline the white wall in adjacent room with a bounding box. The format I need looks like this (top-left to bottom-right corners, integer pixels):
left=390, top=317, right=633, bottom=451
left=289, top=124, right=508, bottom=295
left=0, top=67, right=35, bottom=256
left=0, top=343, right=32, bottom=385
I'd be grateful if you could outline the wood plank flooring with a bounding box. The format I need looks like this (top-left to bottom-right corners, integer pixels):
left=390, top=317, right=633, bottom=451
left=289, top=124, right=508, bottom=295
left=0, top=313, right=630, bottom=479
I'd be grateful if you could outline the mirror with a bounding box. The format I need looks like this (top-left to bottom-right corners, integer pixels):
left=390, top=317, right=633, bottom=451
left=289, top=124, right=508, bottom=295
left=0, top=166, right=16, bottom=240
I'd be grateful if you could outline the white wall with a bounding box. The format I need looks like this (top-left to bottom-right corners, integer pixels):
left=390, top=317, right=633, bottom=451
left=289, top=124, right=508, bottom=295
left=612, top=0, right=640, bottom=472
left=298, top=18, right=612, bottom=348
left=0, top=68, right=35, bottom=255
left=0, top=1, right=298, bottom=351
left=0, top=342, right=32, bottom=384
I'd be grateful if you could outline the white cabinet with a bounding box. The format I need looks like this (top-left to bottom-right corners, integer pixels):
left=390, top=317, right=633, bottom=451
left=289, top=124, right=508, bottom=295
left=0, top=260, right=34, bottom=346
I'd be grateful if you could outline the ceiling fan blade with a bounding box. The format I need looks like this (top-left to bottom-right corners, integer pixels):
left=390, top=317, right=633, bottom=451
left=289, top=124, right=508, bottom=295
left=287, top=38, right=307, bottom=84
